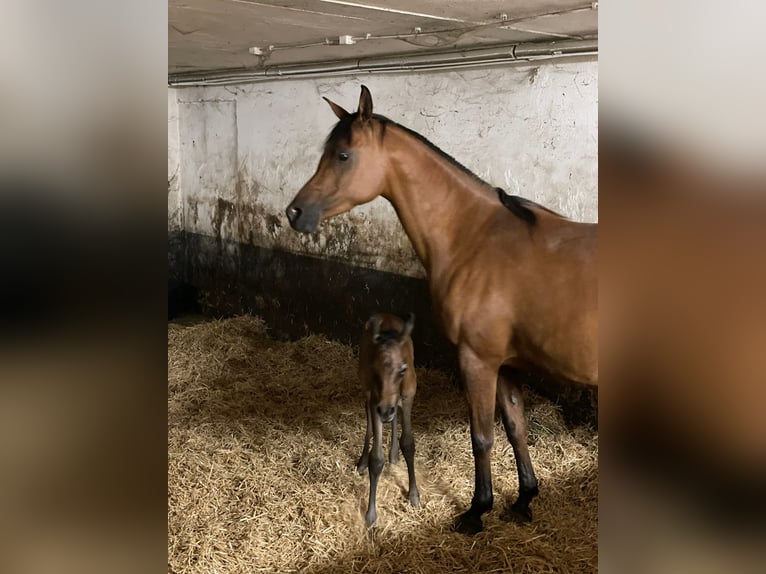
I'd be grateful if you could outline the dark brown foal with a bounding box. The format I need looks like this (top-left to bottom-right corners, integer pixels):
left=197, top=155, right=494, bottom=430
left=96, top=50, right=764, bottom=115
left=356, top=312, right=419, bottom=527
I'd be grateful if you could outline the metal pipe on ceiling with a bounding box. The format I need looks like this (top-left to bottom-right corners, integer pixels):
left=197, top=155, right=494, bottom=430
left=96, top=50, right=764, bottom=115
left=168, top=39, right=597, bottom=87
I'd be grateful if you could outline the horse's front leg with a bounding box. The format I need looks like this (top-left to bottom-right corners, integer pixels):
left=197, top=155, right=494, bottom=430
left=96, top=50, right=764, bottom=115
left=454, top=346, right=499, bottom=535
left=365, top=405, right=385, bottom=527
left=356, top=394, right=372, bottom=474
left=389, top=409, right=399, bottom=464
left=399, top=394, right=420, bottom=507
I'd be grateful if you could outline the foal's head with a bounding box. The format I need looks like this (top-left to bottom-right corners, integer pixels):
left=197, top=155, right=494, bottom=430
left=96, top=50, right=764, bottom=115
left=366, top=313, right=414, bottom=423
left=286, top=85, right=387, bottom=233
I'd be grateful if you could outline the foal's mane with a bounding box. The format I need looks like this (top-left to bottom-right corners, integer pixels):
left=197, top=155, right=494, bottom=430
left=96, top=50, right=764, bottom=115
left=326, top=112, right=559, bottom=226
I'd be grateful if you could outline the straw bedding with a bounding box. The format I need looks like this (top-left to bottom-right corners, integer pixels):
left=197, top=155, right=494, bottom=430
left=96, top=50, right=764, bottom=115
left=168, top=315, right=597, bottom=573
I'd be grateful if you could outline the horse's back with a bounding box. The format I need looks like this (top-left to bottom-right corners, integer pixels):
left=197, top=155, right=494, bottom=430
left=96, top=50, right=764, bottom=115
left=488, top=211, right=598, bottom=384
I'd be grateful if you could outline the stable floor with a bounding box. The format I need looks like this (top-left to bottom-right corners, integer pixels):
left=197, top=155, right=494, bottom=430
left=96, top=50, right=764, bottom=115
left=168, top=316, right=597, bottom=573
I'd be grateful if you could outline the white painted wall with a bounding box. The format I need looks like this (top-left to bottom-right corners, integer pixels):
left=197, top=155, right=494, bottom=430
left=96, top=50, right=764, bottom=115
left=168, top=59, right=597, bottom=278
left=168, top=89, right=181, bottom=232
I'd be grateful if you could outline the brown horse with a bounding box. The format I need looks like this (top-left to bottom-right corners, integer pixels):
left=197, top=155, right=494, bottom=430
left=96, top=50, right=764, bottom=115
left=286, top=86, right=598, bottom=534
left=356, top=312, right=419, bottom=527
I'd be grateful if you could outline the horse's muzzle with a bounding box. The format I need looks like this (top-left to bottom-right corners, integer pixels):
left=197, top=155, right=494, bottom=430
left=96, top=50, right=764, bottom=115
left=285, top=201, right=320, bottom=233
left=286, top=205, right=301, bottom=224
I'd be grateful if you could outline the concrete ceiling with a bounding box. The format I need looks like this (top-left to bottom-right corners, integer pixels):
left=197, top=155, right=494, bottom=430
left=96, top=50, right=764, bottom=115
left=169, top=1, right=598, bottom=75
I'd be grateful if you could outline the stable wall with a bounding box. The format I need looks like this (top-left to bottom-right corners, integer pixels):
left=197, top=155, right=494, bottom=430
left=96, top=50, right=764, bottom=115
left=168, top=58, right=597, bottom=391
left=168, top=59, right=597, bottom=279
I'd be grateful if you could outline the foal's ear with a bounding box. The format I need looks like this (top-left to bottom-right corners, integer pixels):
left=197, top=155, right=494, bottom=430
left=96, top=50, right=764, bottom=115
left=402, top=312, right=415, bottom=338
left=366, top=313, right=383, bottom=341
left=323, top=96, right=350, bottom=120
left=357, top=85, right=373, bottom=123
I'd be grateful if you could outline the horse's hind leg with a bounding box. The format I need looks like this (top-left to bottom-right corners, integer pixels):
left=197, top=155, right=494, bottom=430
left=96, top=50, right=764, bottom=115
left=399, top=395, right=420, bottom=507
left=496, top=368, right=539, bottom=524
left=356, top=396, right=372, bottom=474
left=389, top=409, right=399, bottom=464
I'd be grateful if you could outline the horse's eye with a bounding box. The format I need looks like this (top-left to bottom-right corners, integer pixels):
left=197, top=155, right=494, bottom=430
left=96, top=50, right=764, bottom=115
left=399, top=364, right=408, bottom=376
left=338, top=152, right=349, bottom=162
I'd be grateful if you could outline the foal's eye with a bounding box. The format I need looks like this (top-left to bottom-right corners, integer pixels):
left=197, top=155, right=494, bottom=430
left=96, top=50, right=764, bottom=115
left=338, top=152, right=349, bottom=162
left=399, top=364, right=408, bottom=376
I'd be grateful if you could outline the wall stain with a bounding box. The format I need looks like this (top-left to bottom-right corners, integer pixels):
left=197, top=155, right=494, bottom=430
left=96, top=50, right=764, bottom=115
left=224, top=165, right=423, bottom=276
left=168, top=170, right=178, bottom=195
left=187, top=198, right=199, bottom=226
left=212, top=197, right=237, bottom=239
left=168, top=231, right=597, bottom=428
left=266, top=214, right=282, bottom=230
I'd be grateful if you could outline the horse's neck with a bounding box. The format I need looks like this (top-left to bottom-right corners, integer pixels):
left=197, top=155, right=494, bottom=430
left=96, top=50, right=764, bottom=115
left=381, top=127, right=497, bottom=276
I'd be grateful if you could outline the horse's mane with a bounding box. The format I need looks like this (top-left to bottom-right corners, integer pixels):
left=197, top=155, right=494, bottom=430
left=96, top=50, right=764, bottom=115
left=495, top=188, right=563, bottom=226
left=327, top=112, right=559, bottom=227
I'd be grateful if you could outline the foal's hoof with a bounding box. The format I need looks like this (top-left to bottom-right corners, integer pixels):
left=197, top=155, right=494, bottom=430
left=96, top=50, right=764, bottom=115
left=356, top=457, right=368, bottom=475
left=453, top=511, right=483, bottom=535
left=409, top=489, right=420, bottom=508
left=500, top=502, right=533, bottom=524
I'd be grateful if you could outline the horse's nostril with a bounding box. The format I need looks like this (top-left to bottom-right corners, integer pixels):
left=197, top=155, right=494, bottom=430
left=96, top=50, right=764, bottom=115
left=286, top=205, right=302, bottom=223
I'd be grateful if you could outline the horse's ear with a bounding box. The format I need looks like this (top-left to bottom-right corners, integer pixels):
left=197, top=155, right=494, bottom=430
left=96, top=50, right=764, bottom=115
left=366, top=313, right=382, bottom=342
left=358, top=85, right=373, bottom=123
left=402, top=312, right=415, bottom=338
left=323, top=96, right=350, bottom=120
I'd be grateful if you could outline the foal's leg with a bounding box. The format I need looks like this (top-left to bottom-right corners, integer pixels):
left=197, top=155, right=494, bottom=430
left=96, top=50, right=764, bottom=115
left=496, top=370, right=539, bottom=523
left=389, top=409, right=399, bottom=464
left=454, top=346, right=499, bottom=535
left=356, top=396, right=372, bottom=474
left=399, top=395, right=420, bottom=507
left=365, top=407, right=385, bottom=527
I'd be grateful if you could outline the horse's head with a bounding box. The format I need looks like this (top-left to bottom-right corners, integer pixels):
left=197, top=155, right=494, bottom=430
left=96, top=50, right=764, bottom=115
left=366, top=313, right=414, bottom=423
left=286, top=85, right=387, bottom=233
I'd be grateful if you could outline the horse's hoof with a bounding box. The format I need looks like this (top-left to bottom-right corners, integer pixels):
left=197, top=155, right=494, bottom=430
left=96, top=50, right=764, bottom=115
left=453, top=511, right=483, bottom=535
left=500, top=503, right=533, bottom=524
left=409, top=490, right=420, bottom=508
left=356, top=464, right=367, bottom=475
left=365, top=513, right=377, bottom=528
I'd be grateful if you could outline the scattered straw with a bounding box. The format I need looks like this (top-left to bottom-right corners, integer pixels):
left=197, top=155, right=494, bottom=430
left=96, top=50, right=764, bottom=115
left=168, top=315, right=597, bottom=573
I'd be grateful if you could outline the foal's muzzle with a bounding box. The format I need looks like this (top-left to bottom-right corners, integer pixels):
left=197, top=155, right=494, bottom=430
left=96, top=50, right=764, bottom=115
left=377, top=405, right=396, bottom=423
